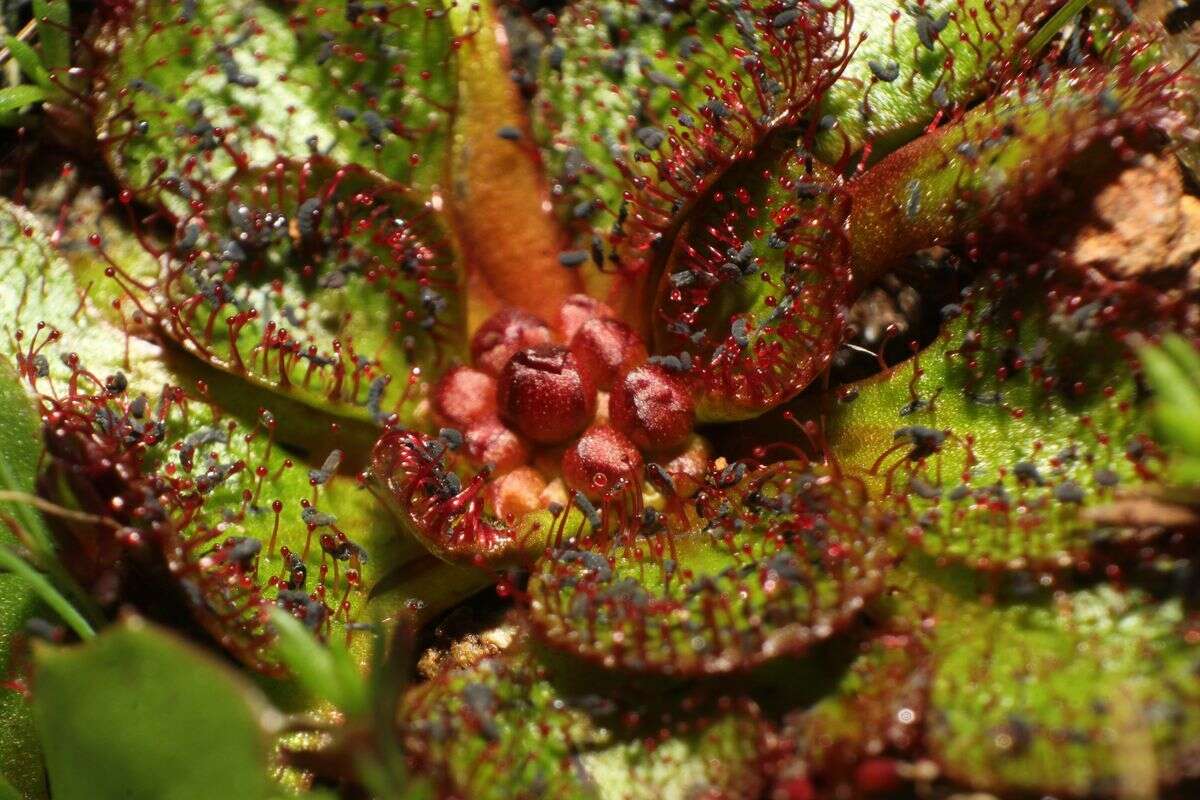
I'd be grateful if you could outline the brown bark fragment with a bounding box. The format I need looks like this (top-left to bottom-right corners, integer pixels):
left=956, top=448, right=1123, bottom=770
left=1069, top=154, right=1200, bottom=279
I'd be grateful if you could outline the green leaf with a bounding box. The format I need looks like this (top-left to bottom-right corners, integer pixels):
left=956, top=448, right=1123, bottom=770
left=139, top=159, right=463, bottom=434
left=1139, top=336, right=1200, bottom=484
left=533, top=0, right=851, bottom=313
left=533, top=0, right=1072, bottom=241
left=35, top=351, right=425, bottom=674
left=269, top=608, right=367, bottom=717
left=33, top=618, right=279, bottom=800
left=401, top=641, right=599, bottom=799
left=4, top=36, right=53, bottom=91
left=815, top=269, right=1155, bottom=570
left=0, top=358, right=51, bottom=798
left=0, top=197, right=161, bottom=392
left=814, top=0, right=1062, bottom=162
left=0, top=356, right=52, bottom=558
left=928, top=587, right=1200, bottom=796
left=532, top=0, right=733, bottom=243
left=94, top=0, right=458, bottom=206
left=1139, top=337, right=1200, bottom=420
left=402, top=632, right=770, bottom=799
left=31, top=0, right=69, bottom=71
left=847, top=63, right=1170, bottom=283
left=782, top=635, right=927, bottom=781
left=652, top=140, right=851, bottom=422
left=1137, top=335, right=1200, bottom=455
left=1161, top=336, right=1200, bottom=385
left=0, top=84, right=46, bottom=114
left=0, top=775, right=20, bottom=800
left=1172, top=455, right=1200, bottom=483
left=528, top=459, right=889, bottom=675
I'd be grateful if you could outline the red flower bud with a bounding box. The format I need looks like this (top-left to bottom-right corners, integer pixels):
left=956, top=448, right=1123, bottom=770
left=498, top=345, right=597, bottom=445
left=610, top=364, right=695, bottom=452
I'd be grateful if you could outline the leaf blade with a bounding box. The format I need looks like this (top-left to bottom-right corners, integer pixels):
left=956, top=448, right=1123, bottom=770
left=31, top=0, right=69, bottom=71
left=4, top=36, right=52, bottom=91
left=0, top=84, right=46, bottom=114
left=34, top=619, right=278, bottom=800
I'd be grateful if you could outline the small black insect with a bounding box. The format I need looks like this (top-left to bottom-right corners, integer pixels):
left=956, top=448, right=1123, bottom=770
left=772, top=9, right=799, bottom=28
left=1013, top=461, right=1046, bottom=486
left=868, top=59, right=900, bottom=82
left=915, top=11, right=949, bottom=50
left=635, top=127, right=666, bottom=149
left=1054, top=481, right=1086, bottom=504
left=893, top=426, right=946, bottom=460
left=573, top=492, right=602, bottom=529
left=308, top=450, right=343, bottom=486
left=558, top=250, right=588, bottom=268
left=366, top=376, right=389, bottom=423
left=301, top=506, right=338, bottom=528
left=908, top=476, right=943, bottom=500
left=222, top=536, right=262, bottom=567
left=731, top=317, right=750, bottom=349
left=572, top=199, right=598, bottom=220
left=439, top=427, right=464, bottom=450
left=105, top=372, right=128, bottom=395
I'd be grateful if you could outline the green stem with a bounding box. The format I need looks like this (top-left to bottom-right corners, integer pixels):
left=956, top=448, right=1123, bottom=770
left=0, top=543, right=94, bottom=640
left=1027, top=0, right=1095, bottom=55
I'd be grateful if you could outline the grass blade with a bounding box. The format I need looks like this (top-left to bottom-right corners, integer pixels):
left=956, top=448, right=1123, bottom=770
left=31, top=0, right=69, bottom=71
left=1028, top=0, right=1094, bottom=55
left=0, top=84, right=46, bottom=114
left=0, top=543, right=93, bottom=641
left=4, top=36, right=52, bottom=91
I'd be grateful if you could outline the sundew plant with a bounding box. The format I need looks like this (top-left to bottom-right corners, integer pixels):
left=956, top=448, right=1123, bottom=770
left=0, top=0, right=1197, bottom=797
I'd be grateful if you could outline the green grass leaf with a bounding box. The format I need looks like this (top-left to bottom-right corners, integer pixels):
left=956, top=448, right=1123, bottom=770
left=0, top=546, right=91, bottom=641
left=4, top=36, right=52, bottom=91
left=34, top=618, right=280, bottom=800
left=31, top=0, right=69, bottom=71
left=1028, top=0, right=1094, bottom=54
left=1161, top=335, right=1200, bottom=382
left=0, top=84, right=46, bottom=114
left=269, top=608, right=368, bottom=717
left=1139, top=336, right=1200, bottom=481
left=1140, top=338, right=1200, bottom=425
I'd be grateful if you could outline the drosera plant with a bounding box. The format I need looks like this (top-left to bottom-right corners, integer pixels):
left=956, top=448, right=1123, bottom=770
left=0, top=0, right=1195, bottom=798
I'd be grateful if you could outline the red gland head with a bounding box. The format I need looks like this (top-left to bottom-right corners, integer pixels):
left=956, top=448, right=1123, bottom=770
left=774, top=777, right=816, bottom=800
left=470, top=308, right=553, bottom=376
left=609, top=364, right=696, bottom=452
left=853, top=758, right=902, bottom=796
left=432, top=366, right=497, bottom=427
left=556, top=293, right=616, bottom=341
left=463, top=418, right=530, bottom=473
left=498, top=344, right=598, bottom=445
left=562, top=425, right=644, bottom=499
left=569, top=317, right=648, bottom=391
